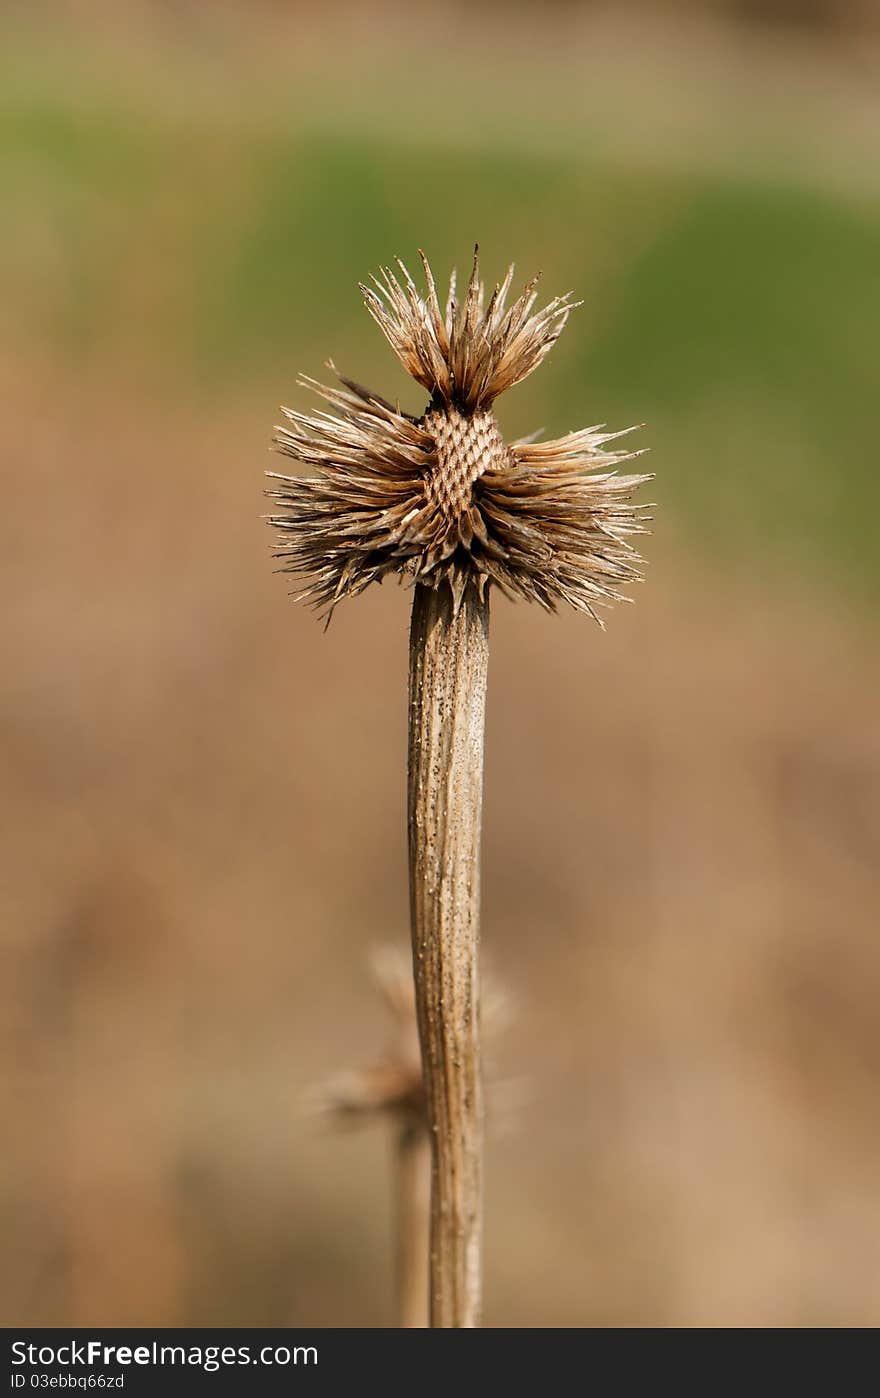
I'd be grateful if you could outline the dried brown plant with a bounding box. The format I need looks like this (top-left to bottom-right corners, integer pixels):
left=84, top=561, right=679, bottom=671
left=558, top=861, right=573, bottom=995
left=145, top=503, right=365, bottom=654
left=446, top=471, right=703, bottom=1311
left=268, top=248, right=651, bottom=1328
left=268, top=247, right=650, bottom=623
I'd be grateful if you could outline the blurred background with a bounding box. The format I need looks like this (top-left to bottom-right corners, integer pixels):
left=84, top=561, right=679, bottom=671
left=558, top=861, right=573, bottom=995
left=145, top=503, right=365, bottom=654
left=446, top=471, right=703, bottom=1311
left=2, top=0, right=879, bottom=1328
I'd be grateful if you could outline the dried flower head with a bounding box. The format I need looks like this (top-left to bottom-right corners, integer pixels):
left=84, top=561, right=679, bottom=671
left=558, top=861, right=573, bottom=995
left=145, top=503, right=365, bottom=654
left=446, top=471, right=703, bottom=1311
left=316, top=946, right=424, bottom=1126
left=312, top=946, right=511, bottom=1130
left=268, top=247, right=651, bottom=623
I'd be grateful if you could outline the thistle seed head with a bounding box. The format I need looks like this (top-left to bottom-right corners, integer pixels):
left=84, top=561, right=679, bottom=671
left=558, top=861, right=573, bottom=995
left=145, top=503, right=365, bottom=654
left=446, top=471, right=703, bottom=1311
left=312, top=946, right=511, bottom=1130
left=314, top=947, right=424, bottom=1126
left=268, top=248, right=652, bottom=624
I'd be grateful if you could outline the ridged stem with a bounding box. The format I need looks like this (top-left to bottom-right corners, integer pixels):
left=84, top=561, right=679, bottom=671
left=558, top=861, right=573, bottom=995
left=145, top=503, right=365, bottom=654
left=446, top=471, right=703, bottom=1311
left=407, top=579, right=489, bottom=1328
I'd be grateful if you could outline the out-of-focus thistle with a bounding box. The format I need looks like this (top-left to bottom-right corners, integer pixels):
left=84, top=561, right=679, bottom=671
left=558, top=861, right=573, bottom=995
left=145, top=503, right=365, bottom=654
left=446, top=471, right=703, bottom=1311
left=316, top=948, right=428, bottom=1329
left=268, top=248, right=652, bottom=1327
left=314, top=948, right=512, bottom=1328
left=318, top=947, right=423, bottom=1127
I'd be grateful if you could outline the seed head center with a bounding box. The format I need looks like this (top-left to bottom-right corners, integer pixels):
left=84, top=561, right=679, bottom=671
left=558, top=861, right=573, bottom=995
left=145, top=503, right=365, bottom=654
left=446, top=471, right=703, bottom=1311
left=424, top=405, right=509, bottom=522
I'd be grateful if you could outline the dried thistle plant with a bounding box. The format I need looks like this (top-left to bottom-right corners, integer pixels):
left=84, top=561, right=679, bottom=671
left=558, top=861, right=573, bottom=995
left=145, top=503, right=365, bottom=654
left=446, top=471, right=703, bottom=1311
left=268, top=248, right=651, bottom=1327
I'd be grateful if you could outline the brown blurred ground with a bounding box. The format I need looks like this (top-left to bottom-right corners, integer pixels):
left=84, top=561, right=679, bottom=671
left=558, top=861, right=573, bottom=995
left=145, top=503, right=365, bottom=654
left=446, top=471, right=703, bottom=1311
left=2, top=0, right=880, bottom=1328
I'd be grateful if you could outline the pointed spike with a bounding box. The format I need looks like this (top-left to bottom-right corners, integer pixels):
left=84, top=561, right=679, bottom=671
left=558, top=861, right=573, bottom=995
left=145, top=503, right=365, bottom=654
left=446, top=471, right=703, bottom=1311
left=445, top=268, right=458, bottom=336
left=449, top=569, right=467, bottom=618
left=496, top=263, right=515, bottom=316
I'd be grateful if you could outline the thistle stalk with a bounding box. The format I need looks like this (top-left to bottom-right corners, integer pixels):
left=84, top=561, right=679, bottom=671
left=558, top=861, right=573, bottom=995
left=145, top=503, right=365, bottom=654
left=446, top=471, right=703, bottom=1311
left=408, top=580, right=489, bottom=1327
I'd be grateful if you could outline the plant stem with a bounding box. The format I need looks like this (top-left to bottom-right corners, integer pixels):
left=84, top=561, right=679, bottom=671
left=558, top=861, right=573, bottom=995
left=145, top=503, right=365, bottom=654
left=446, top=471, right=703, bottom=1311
left=407, top=579, right=489, bottom=1328
left=394, top=1120, right=431, bottom=1328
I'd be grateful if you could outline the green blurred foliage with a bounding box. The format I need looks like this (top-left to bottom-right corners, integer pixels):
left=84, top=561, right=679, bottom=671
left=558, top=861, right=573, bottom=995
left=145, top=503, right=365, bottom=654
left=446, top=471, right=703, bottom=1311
left=2, top=47, right=879, bottom=596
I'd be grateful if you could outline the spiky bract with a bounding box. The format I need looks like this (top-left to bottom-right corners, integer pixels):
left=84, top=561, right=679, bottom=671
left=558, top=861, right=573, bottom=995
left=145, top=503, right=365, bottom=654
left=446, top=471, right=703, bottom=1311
left=268, top=249, right=651, bottom=622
